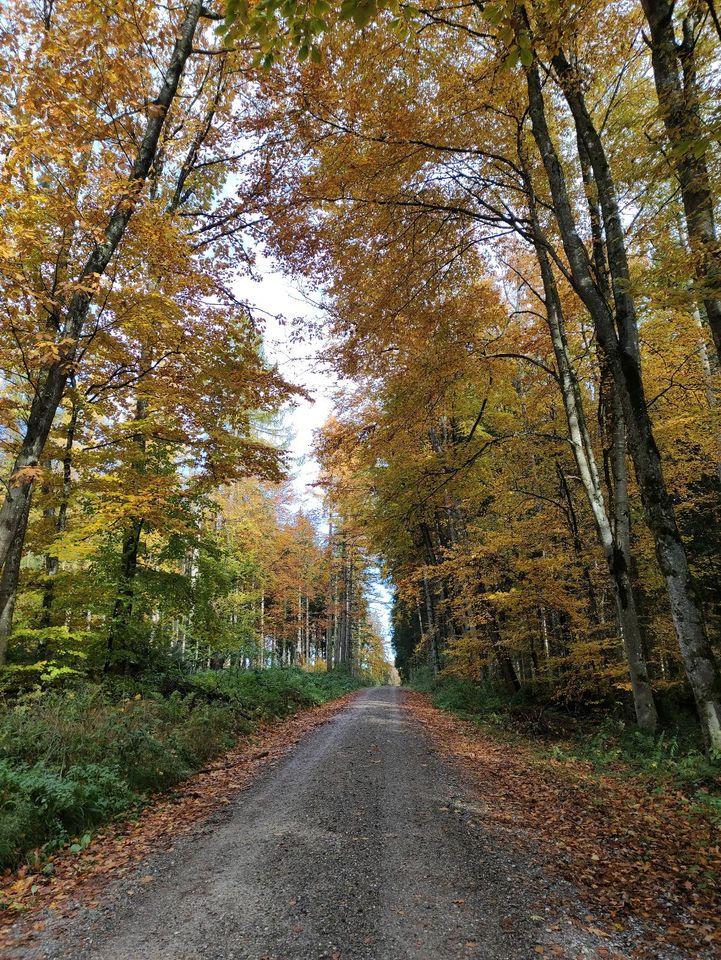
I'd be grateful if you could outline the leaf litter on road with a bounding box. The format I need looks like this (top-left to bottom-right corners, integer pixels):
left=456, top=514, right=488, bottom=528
left=405, top=692, right=721, bottom=959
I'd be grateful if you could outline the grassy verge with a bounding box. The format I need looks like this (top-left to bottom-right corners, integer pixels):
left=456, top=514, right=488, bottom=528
left=0, top=667, right=364, bottom=870
left=414, top=671, right=721, bottom=825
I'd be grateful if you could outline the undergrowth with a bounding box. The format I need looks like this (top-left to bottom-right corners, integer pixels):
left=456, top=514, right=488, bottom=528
left=0, top=667, right=364, bottom=870
left=415, top=671, right=721, bottom=824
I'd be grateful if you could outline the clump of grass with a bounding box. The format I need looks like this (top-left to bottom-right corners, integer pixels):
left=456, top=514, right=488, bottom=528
left=553, top=720, right=721, bottom=814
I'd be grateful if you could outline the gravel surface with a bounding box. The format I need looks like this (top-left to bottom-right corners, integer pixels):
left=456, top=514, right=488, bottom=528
left=9, top=687, right=660, bottom=960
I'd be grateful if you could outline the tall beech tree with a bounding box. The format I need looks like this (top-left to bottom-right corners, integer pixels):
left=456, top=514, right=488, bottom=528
left=237, top=0, right=721, bottom=743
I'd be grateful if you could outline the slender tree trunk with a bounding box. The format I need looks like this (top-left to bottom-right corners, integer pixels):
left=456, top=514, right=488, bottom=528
left=640, top=0, right=721, bottom=359
left=105, top=387, right=147, bottom=671
left=607, top=383, right=658, bottom=732
left=337, top=540, right=347, bottom=666
left=39, top=461, right=56, bottom=628
left=556, top=462, right=600, bottom=621
left=105, top=518, right=144, bottom=671
left=0, top=493, right=32, bottom=665
left=523, top=51, right=720, bottom=746
left=490, top=617, right=521, bottom=695
left=522, top=168, right=658, bottom=730
left=422, top=569, right=440, bottom=673
left=332, top=558, right=339, bottom=668
left=40, top=396, right=78, bottom=627
left=345, top=548, right=354, bottom=668
left=305, top=595, right=310, bottom=663
left=259, top=589, right=265, bottom=668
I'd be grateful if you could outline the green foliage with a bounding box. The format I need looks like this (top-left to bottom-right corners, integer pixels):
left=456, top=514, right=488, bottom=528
left=413, top=672, right=510, bottom=725
left=221, top=0, right=406, bottom=67
left=432, top=677, right=506, bottom=720
left=192, top=665, right=363, bottom=718
left=0, top=761, right=133, bottom=868
left=0, top=627, right=99, bottom=698
left=555, top=721, right=721, bottom=794
left=408, top=665, right=437, bottom=693
left=0, top=667, right=363, bottom=869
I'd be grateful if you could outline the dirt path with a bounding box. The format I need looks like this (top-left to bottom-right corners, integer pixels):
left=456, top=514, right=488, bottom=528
left=4, top=688, right=693, bottom=960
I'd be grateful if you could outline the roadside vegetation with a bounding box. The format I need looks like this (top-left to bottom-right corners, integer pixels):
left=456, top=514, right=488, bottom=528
left=0, top=665, right=365, bottom=871
left=415, top=670, right=721, bottom=827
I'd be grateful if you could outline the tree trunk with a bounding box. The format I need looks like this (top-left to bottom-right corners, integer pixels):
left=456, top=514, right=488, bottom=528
left=0, top=493, right=32, bottom=665
left=490, top=618, right=521, bottom=695
left=524, top=50, right=721, bottom=746
left=259, top=589, right=265, bottom=668
left=40, top=396, right=78, bottom=627
left=105, top=385, right=148, bottom=671
left=640, top=0, right=721, bottom=359
left=105, top=518, right=144, bottom=671
left=607, top=382, right=658, bottom=732
left=422, top=569, right=441, bottom=673
left=522, top=168, right=658, bottom=730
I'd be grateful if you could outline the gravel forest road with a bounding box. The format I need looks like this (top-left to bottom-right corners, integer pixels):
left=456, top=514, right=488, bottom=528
left=15, top=687, right=629, bottom=960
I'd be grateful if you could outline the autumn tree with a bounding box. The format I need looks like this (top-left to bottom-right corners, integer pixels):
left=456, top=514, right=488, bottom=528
left=235, top=0, right=721, bottom=742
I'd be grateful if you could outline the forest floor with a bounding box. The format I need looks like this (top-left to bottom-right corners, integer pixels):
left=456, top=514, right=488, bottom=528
left=1, top=687, right=718, bottom=960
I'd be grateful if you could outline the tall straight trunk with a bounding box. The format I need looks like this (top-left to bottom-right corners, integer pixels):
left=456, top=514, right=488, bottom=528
left=332, top=562, right=339, bottom=667
left=40, top=397, right=78, bottom=627
left=326, top=572, right=335, bottom=669
left=416, top=596, right=426, bottom=651
left=0, top=493, right=32, bottom=665
left=607, top=380, right=658, bottom=731
left=419, top=521, right=446, bottom=669
left=640, top=0, right=721, bottom=359
left=259, top=589, right=265, bottom=668
left=524, top=50, right=720, bottom=746
left=336, top=539, right=351, bottom=667
left=105, top=388, right=147, bottom=671
left=344, top=548, right=353, bottom=668
left=522, top=167, right=658, bottom=730
left=556, top=462, right=600, bottom=622
left=305, top=595, right=310, bottom=663
left=489, top=617, right=521, bottom=695
left=337, top=541, right=346, bottom=666
left=40, top=461, right=56, bottom=628
left=0, top=1, right=203, bottom=572
left=422, top=569, right=440, bottom=673
left=105, top=518, right=144, bottom=671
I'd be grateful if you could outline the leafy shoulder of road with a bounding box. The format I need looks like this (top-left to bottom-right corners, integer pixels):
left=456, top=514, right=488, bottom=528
left=406, top=691, right=721, bottom=959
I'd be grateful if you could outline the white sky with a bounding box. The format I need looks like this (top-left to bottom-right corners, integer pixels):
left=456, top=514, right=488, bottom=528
left=235, top=256, right=333, bottom=509
left=234, top=258, right=393, bottom=648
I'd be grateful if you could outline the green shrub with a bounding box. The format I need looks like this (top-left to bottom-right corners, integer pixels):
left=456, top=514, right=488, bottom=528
left=569, top=720, right=720, bottom=787
left=410, top=665, right=437, bottom=692
left=433, top=677, right=506, bottom=718
left=411, top=672, right=508, bottom=723
left=0, top=666, right=364, bottom=869
left=0, top=761, right=133, bottom=868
